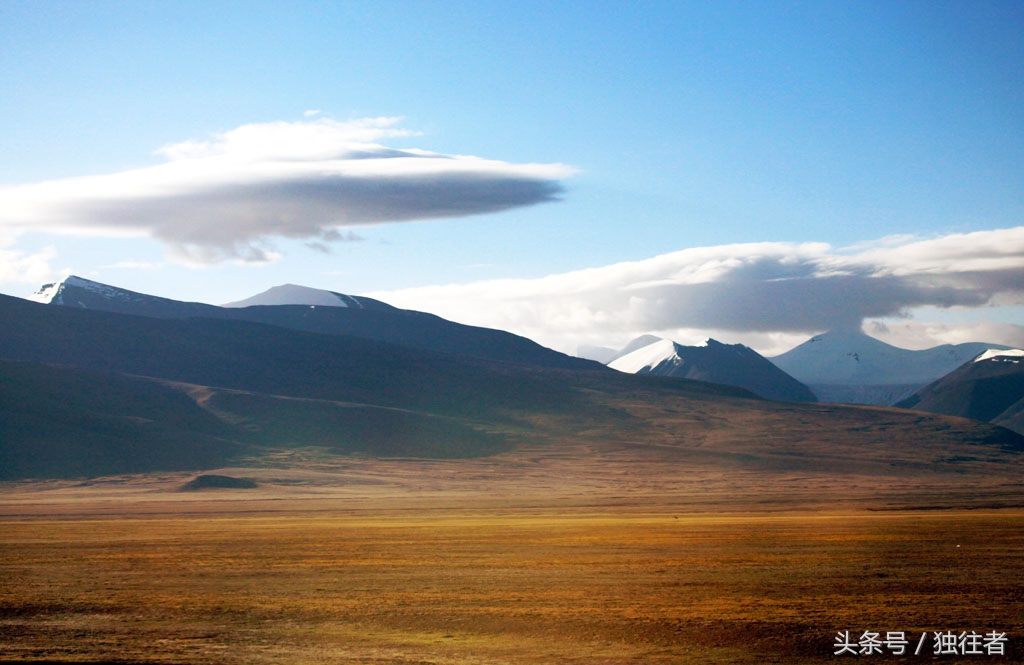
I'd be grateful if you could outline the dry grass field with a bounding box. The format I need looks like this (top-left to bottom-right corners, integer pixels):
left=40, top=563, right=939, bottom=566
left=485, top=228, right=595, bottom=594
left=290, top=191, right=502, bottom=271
left=1, top=449, right=1022, bottom=665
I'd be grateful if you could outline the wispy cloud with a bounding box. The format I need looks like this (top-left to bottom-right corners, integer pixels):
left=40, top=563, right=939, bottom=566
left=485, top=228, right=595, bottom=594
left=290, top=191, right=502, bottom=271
left=0, top=242, right=62, bottom=287
left=305, top=229, right=365, bottom=254
left=370, top=227, right=1024, bottom=353
left=0, top=118, right=574, bottom=264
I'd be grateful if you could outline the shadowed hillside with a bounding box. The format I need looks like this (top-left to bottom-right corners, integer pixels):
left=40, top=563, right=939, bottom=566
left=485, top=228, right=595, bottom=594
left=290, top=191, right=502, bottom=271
left=0, top=293, right=590, bottom=418
left=0, top=359, right=238, bottom=479
left=898, top=351, right=1024, bottom=435
left=1, top=293, right=1022, bottom=482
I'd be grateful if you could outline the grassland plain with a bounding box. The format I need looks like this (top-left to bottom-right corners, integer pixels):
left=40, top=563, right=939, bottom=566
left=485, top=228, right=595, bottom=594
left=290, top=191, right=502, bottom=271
left=1, top=462, right=1022, bottom=665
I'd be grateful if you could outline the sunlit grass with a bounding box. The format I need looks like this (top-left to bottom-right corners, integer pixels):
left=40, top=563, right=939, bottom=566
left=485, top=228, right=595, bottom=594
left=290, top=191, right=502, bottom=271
left=1, top=510, right=1021, bottom=664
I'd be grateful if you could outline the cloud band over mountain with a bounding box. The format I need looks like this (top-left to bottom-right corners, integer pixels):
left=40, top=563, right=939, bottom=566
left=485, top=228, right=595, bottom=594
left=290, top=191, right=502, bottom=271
left=0, top=118, right=574, bottom=263
left=371, top=227, right=1024, bottom=351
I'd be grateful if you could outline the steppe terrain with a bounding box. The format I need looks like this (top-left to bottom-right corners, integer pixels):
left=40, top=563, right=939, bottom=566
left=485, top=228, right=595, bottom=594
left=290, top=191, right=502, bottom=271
left=3, top=289, right=1023, bottom=663
left=2, top=438, right=1022, bottom=665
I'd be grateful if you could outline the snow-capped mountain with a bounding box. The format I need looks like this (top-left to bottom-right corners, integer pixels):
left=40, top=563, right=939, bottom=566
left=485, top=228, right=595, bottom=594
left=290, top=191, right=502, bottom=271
left=769, top=329, right=1004, bottom=405
left=973, top=348, right=1024, bottom=363
left=605, top=335, right=664, bottom=365
left=31, top=279, right=68, bottom=304
left=32, top=275, right=223, bottom=318
left=32, top=276, right=601, bottom=371
left=607, top=336, right=816, bottom=402
left=608, top=338, right=680, bottom=374
left=33, top=275, right=148, bottom=306
left=223, top=284, right=367, bottom=309
left=897, top=348, right=1024, bottom=435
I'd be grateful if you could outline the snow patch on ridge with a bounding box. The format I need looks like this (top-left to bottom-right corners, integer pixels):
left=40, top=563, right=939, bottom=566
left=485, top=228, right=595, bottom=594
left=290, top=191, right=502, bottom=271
left=608, top=338, right=679, bottom=374
left=30, top=279, right=66, bottom=304
left=974, top=348, right=1024, bottom=363
left=29, top=275, right=133, bottom=306
left=222, top=284, right=361, bottom=309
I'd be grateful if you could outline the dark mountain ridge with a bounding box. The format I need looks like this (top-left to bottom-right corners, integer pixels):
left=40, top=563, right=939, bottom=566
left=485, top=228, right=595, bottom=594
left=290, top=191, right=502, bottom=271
left=897, top=350, right=1024, bottom=435
left=34, top=276, right=601, bottom=372
left=0, top=293, right=586, bottom=416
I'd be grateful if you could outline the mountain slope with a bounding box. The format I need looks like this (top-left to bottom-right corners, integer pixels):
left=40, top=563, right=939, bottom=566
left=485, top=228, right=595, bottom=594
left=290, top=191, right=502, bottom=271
left=897, top=349, right=1024, bottom=435
left=608, top=336, right=816, bottom=402
left=606, top=335, right=664, bottom=364
left=34, top=276, right=601, bottom=371
left=770, top=329, right=1001, bottom=404
left=993, top=398, right=1024, bottom=437
left=0, top=357, right=513, bottom=479
left=0, top=359, right=239, bottom=479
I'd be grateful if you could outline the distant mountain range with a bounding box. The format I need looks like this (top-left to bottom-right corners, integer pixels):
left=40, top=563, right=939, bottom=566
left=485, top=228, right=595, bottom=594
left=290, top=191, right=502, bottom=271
left=592, top=328, right=1011, bottom=407
left=606, top=336, right=816, bottom=403
left=768, top=329, right=1003, bottom=405
left=33, top=276, right=601, bottom=372
left=3, top=277, right=1021, bottom=481
left=42, top=276, right=1011, bottom=409
left=897, top=349, right=1024, bottom=435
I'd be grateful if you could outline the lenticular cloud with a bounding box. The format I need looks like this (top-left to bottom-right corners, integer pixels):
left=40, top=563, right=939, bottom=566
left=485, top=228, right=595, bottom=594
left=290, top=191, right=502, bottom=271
left=0, top=118, right=575, bottom=263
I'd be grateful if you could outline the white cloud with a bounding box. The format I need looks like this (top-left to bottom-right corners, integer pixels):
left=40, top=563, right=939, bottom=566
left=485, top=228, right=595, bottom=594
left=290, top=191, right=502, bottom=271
left=99, top=260, right=163, bottom=270
left=852, top=227, right=1024, bottom=276
left=0, top=243, right=62, bottom=287
left=866, top=320, right=1024, bottom=351
left=0, top=117, right=574, bottom=264
left=369, top=228, right=1024, bottom=354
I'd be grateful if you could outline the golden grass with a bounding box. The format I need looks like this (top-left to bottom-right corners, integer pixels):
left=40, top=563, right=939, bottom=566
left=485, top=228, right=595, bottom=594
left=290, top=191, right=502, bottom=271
left=2, top=508, right=1021, bottom=664
left=2, top=426, right=1021, bottom=664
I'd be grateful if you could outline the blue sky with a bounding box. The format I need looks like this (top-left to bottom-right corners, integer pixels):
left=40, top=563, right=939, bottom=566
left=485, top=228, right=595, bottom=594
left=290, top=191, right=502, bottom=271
left=1, top=1, right=1022, bottom=354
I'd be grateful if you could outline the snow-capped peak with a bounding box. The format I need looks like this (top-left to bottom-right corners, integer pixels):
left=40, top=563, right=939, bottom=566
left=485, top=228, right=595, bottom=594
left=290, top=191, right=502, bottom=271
left=606, top=335, right=720, bottom=372
left=30, top=280, right=67, bottom=304
left=973, top=348, right=1024, bottom=363
left=771, top=329, right=1007, bottom=386
left=608, top=338, right=679, bottom=374
left=604, top=334, right=817, bottom=402
left=222, top=284, right=363, bottom=309
left=29, top=275, right=104, bottom=304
